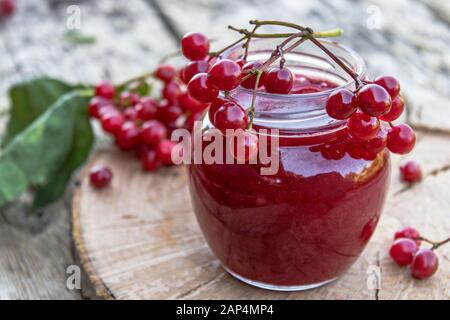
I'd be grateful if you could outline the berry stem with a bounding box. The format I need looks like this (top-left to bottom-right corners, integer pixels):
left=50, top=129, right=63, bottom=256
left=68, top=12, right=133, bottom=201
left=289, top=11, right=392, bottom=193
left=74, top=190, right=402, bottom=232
left=117, top=72, right=155, bottom=89
left=247, top=70, right=263, bottom=129
left=208, top=35, right=248, bottom=58
left=418, top=236, right=450, bottom=250
left=243, top=25, right=259, bottom=61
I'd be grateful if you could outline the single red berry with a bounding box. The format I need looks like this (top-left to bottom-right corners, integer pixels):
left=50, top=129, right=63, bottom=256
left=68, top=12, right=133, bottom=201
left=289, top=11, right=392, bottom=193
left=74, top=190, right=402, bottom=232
left=119, top=91, right=140, bottom=107
left=326, top=88, right=357, bottom=120
left=364, top=126, right=387, bottom=154
left=357, top=84, right=392, bottom=117
left=115, top=121, right=141, bottom=151
left=213, top=101, right=248, bottom=132
left=178, top=92, right=208, bottom=113
left=188, top=73, right=218, bottom=103
left=95, top=81, right=115, bottom=100
left=400, top=160, right=422, bottom=183
left=156, top=140, right=177, bottom=165
left=89, top=165, right=113, bottom=189
left=207, top=59, right=242, bottom=91
left=387, top=123, right=416, bottom=154
left=208, top=97, right=227, bottom=123
left=181, top=60, right=210, bottom=84
left=162, top=81, right=182, bottom=104
left=347, top=111, right=380, bottom=140
left=135, top=97, right=157, bottom=121
left=374, top=75, right=401, bottom=98
left=155, top=65, right=176, bottom=83
left=380, top=95, right=405, bottom=122
left=240, top=61, right=267, bottom=89
left=389, top=238, right=418, bottom=266
left=88, top=97, right=112, bottom=118
left=97, top=104, right=119, bottom=119
left=158, top=105, right=183, bottom=123
left=140, top=149, right=161, bottom=172
left=101, top=113, right=125, bottom=135
left=140, top=120, right=167, bottom=147
left=411, top=249, right=438, bottom=279
left=181, top=32, right=210, bottom=61
left=0, top=0, right=16, bottom=17
left=231, top=130, right=259, bottom=162
left=394, top=227, right=421, bottom=246
left=123, top=107, right=139, bottom=121
left=265, top=67, right=294, bottom=94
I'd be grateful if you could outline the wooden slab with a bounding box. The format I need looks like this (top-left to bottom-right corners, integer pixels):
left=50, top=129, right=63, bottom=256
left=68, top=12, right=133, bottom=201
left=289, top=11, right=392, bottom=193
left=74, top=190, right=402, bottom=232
left=72, top=130, right=450, bottom=300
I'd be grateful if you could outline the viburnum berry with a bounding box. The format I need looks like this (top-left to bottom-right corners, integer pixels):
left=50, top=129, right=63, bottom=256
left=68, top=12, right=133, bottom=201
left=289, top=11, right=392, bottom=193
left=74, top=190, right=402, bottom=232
left=155, top=65, right=177, bottom=83
left=364, top=126, right=387, bottom=154
left=380, top=95, right=404, bottom=122
left=411, top=249, right=439, bottom=279
left=162, top=81, right=182, bottom=104
left=181, top=32, right=210, bottom=61
left=156, top=140, right=177, bottom=165
left=394, top=227, right=421, bottom=246
left=386, top=123, right=416, bottom=154
left=357, top=84, right=392, bottom=117
left=140, top=120, right=167, bottom=147
left=207, top=59, right=242, bottom=91
left=188, top=73, right=218, bottom=103
left=326, top=88, right=357, bottom=120
left=95, top=81, right=115, bottom=100
left=389, top=238, right=418, bottom=266
left=181, top=60, right=210, bottom=84
left=374, top=75, right=401, bottom=98
left=0, top=0, right=15, bottom=17
left=135, top=97, right=157, bottom=121
left=230, top=130, right=259, bottom=162
left=240, top=61, right=267, bottom=89
left=158, top=105, right=183, bottom=123
left=115, top=121, right=141, bottom=151
left=178, top=92, right=208, bottom=113
left=235, top=58, right=246, bottom=68
left=119, top=91, right=140, bottom=107
left=400, top=160, right=422, bottom=183
left=213, top=101, right=248, bottom=132
left=264, top=67, right=294, bottom=94
left=101, top=113, right=125, bottom=134
left=208, top=97, right=227, bottom=123
left=347, top=111, right=380, bottom=140
left=123, top=107, right=139, bottom=121
left=88, top=97, right=111, bottom=118
left=140, top=149, right=161, bottom=172
left=89, top=165, right=113, bottom=189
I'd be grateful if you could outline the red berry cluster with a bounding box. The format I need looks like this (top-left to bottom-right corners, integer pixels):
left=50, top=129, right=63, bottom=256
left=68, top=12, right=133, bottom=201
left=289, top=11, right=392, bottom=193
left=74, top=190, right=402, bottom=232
left=389, top=227, right=449, bottom=280
left=88, top=64, right=208, bottom=173
left=0, top=0, right=15, bottom=17
left=326, top=76, right=415, bottom=155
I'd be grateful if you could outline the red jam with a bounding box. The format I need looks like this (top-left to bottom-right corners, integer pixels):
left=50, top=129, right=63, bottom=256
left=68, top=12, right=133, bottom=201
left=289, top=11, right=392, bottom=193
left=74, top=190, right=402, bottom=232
left=188, top=76, right=391, bottom=288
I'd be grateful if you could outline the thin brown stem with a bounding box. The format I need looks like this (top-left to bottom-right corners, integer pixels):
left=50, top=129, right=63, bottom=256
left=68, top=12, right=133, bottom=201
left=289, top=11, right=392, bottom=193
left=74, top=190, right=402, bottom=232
left=117, top=71, right=154, bottom=89
left=247, top=70, right=263, bottom=129
left=209, top=35, right=248, bottom=58
left=243, top=25, right=259, bottom=61
left=418, top=236, right=450, bottom=250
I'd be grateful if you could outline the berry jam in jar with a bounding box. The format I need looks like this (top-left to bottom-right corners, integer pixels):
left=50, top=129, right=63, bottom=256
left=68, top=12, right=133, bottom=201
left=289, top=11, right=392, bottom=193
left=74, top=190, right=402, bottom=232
left=188, top=39, right=391, bottom=291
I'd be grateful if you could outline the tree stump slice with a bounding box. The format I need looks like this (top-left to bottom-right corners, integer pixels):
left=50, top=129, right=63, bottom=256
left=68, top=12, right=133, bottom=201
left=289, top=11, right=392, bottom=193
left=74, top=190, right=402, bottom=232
left=72, top=130, right=450, bottom=300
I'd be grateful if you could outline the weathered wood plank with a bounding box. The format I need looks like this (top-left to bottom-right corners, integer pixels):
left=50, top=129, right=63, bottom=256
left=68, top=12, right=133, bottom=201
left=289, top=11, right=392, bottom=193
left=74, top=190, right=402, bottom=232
left=72, top=129, right=450, bottom=300
left=0, top=0, right=175, bottom=299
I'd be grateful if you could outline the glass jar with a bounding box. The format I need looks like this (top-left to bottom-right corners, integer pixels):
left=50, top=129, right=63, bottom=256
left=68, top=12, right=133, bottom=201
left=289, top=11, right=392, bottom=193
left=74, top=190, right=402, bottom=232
left=188, top=39, right=391, bottom=291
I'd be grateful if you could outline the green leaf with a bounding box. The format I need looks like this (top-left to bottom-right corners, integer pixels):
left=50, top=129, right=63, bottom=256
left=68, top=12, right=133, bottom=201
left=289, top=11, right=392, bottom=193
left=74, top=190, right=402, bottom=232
left=63, top=30, right=96, bottom=45
left=0, top=91, right=93, bottom=209
left=2, top=77, right=74, bottom=147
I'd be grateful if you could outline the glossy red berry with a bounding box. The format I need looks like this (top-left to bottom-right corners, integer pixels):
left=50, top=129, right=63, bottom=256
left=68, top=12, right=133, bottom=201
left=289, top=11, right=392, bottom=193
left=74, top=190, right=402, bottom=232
left=123, top=107, right=139, bottom=121
left=213, top=101, right=248, bottom=132
left=208, top=97, right=227, bottom=123
left=394, top=227, right=421, bottom=246
left=119, top=91, right=140, bottom=107
left=89, top=165, right=113, bottom=189
left=364, top=126, right=387, bottom=154
left=0, top=0, right=15, bottom=17
left=411, top=249, right=438, bottom=279
left=140, top=120, right=167, bottom=147
left=181, top=32, right=210, bottom=61
left=387, top=123, right=416, bottom=154
left=357, top=84, right=392, bottom=117
left=156, top=140, right=177, bottom=165
left=155, top=65, right=176, bottom=83
left=115, top=121, right=141, bottom=151
left=326, top=88, right=357, bottom=120
left=347, top=111, right=380, bottom=140
left=88, top=97, right=112, bottom=118
left=162, top=81, right=182, bottom=104
left=374, top=75, right=400, bottom=98
left=389, top=238, right=418, bottom=266
left=181, top=60, right=210, bottom=84
left=178, top=92, right=208, bottom=113
left=208, top=59, right=242, bottom=91
left=240, top=61, right=267, bottom=89
left=140, top=149, right=161, bottom=172
left=265, top=67, right=294, bottom=94
left=101, top=113, right=125, bottom=134
left=400, top=160, right=422, bottom=183
left=135, top=97, right=157, bottom=121
left=158, top=105, right=183, bottom=123
left=231, top=130, right=259, bottom=162
left=95, top=81, right=115, bottom=100
left=380, top=95, right=404, bottom=122
left=188, top=73, right=218, bottom=103
left=235, top=58, right=246, bottom=68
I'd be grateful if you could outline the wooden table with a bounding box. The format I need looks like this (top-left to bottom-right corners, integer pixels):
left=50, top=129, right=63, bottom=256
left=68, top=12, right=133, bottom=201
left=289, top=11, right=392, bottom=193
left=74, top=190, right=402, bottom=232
left=0, top=0, right=449, bottom=299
